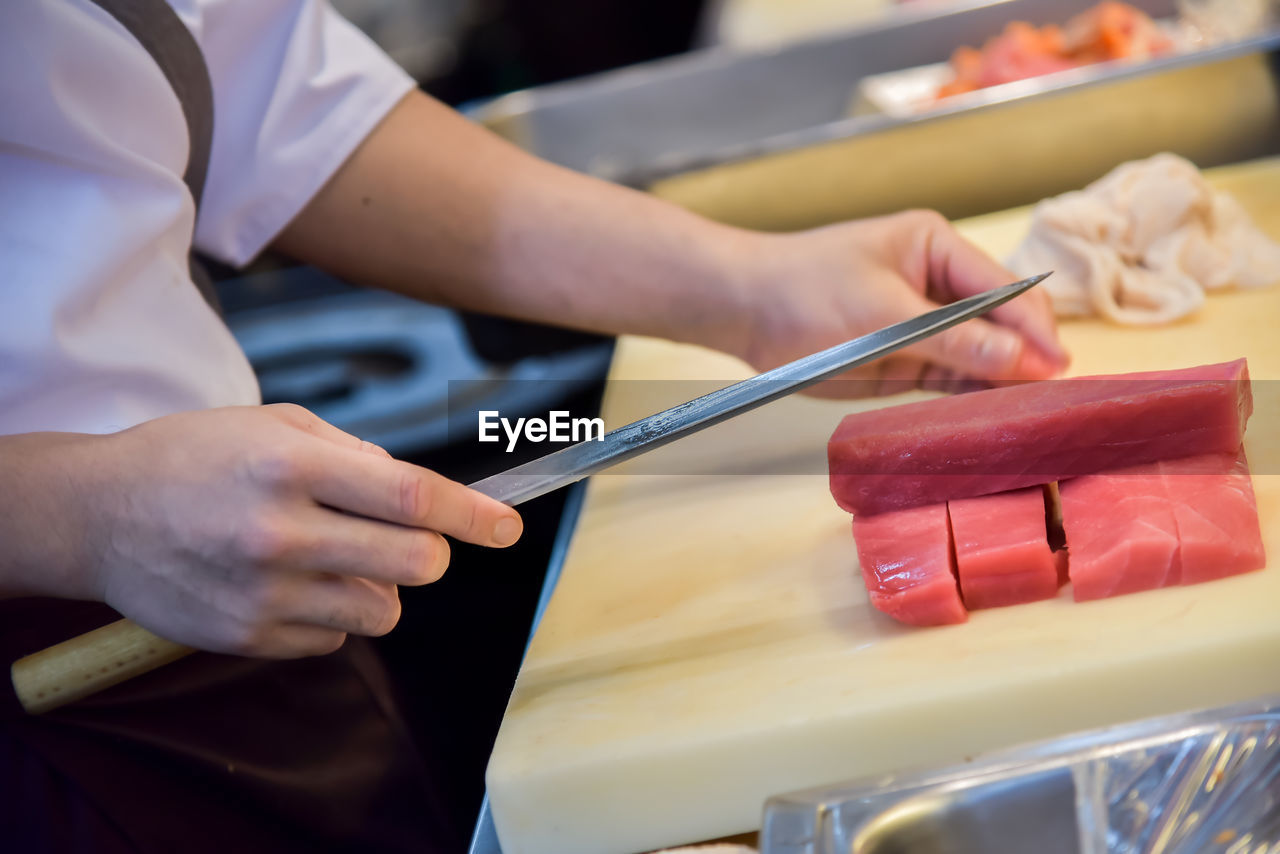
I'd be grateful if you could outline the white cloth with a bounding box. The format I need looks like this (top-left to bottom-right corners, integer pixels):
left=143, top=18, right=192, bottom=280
left=1007, top=153, right=1280, bottom=325
left=0, top=0, right=414, bottom=435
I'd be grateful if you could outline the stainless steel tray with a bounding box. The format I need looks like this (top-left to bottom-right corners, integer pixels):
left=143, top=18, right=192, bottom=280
left=761, top=695, right=1280, bottom=854
left=470, top=0, right=1280, bottom=229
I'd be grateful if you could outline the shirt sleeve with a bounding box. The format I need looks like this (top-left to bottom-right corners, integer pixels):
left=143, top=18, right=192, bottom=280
left=187, top=0, right=415, bottom=267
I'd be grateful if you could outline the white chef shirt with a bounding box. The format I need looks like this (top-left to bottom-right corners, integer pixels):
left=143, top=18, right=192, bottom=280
left=0, top=0, right=415, bottom=435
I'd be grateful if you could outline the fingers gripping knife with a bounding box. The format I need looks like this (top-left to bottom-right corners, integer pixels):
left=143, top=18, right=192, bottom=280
left=10, top=275, right=1048, bottom=714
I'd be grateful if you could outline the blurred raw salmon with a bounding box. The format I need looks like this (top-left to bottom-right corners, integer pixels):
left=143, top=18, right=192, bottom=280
left=937, top=1, right=1173, bottom=99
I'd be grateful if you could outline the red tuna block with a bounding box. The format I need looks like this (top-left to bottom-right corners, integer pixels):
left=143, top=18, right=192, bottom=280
left=947, top=487, right=1060, bottom=609
left=829, top=359, right=1251, bottom=516
left=851, top=503, right=967, bottom=626
left=1160, top=451, right=1266, bottom=584
left=1060, top=468, right=1179, bottom=601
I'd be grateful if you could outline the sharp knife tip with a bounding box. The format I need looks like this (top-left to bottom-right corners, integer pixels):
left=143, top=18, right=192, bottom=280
left=972, top=272, right=1051, bottom=309
left=988, top=271, right=1051, bottom=301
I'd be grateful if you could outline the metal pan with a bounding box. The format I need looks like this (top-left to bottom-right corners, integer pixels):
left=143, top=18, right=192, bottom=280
left=470, top=0, right=1280, bottom=228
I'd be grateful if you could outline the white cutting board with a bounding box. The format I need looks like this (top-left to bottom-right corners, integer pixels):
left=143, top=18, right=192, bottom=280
left=486, top=157, right=1280, bottom=854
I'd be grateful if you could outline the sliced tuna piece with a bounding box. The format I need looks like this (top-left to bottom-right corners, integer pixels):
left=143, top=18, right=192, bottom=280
left=851, top=504, right=966, bottom=626
left=947, top=487, right=1060, bottom=609
left=829, top=359, right=1251, bottom=516
left=1059, top=448, right=1265, bottom=600
left=1059, top=468, right=1179, bottom=601
left=1160, top=451, right=1266, bottom=584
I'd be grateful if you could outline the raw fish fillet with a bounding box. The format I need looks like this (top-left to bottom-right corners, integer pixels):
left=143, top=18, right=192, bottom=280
left=828, top=359, right=1251, bottom=516
left=851, top=504, right=966, bottom=626
left=936, top=2, right=1172, bottom=99
left=948, top=487, right=1060, bottom=609
left=1059, top=449, right=1265, bottom=601
left=1160, top=451, right=1266, bottom=584
left=1060, top=469, right=1179, bottom=601
left=1008, top=154, right=1280, bottom=325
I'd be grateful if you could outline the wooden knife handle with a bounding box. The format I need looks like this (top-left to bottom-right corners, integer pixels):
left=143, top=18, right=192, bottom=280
left=11, top=619, right=192, bottom=714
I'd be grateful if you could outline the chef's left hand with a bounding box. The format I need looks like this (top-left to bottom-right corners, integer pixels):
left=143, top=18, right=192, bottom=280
left=729, top=210, right=1069, bottom=397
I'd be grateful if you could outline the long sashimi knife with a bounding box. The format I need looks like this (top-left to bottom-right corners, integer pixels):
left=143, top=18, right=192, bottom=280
left=12, top=272, right=1048, bottom=714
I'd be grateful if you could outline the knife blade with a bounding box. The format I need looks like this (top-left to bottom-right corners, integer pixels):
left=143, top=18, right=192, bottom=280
left=470, top=272, right=1050, bottom=506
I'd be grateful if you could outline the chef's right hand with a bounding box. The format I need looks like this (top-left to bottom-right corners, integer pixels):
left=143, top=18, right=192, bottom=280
left=80, top=404, right=522, bottom=657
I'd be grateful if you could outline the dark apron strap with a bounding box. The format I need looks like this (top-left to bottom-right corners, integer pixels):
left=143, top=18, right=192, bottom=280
left=87, top=0, right=222, bottom=313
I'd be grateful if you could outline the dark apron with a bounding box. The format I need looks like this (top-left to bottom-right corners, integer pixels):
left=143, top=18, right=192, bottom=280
left=0, top=3, right=458, bottom=850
